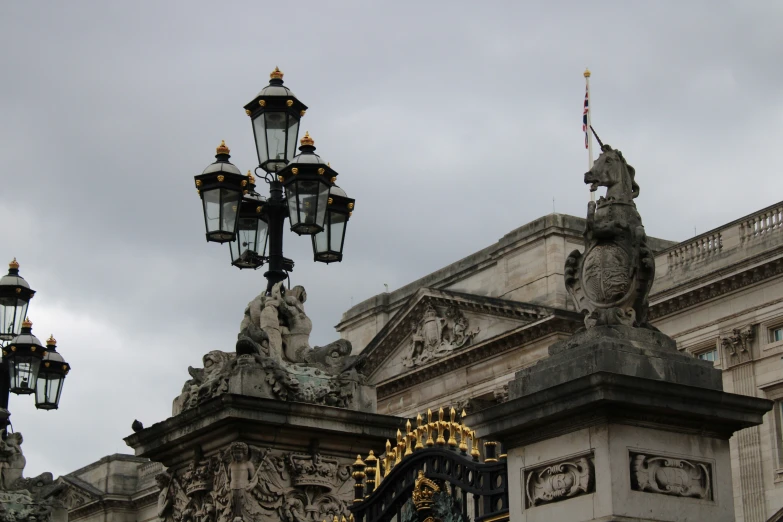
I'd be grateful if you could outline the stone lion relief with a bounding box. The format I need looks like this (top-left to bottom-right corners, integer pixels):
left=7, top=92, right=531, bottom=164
left=402, top=303, right=479, bottom=368
left=157, top=442, right=353, bottom=522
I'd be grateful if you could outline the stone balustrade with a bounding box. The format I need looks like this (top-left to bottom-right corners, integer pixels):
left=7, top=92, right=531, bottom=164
left=667, top=233, right=723, bottom=268
left=739, top=204, right=783, bottom=243
left=657, top=201, right=783, bottom=280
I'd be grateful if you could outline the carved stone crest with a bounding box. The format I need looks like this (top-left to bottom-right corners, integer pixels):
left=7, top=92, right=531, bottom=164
left=564, top=145, right=655, bottom=329
left=159, top=442, right=353, bottom=522
left=402, top=303, right=479, bottom=368
left=630, top=452, right=712, bottom=500
left=525, top=455, right=594, bottom=507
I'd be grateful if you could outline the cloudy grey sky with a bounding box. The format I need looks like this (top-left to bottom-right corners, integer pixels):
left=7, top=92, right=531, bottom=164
left=1, top=1, right=782, bottom=478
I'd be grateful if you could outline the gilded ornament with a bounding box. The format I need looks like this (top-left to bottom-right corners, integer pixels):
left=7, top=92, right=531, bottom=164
left=286, top=100, right=294, bottom=107
left=328, top=198, right=333, bottom=205
left=300, top=110, right=306, bottom=117
left=196, top=180, right=202, bottom=187
left=256, top=206, right=262, bottom=213
left=584, top=68, right=591, bottom=78
left=292, top=168, right=299, bottom=175
left=241, top=180, right=247, bottom=187
left=318, top=168, right=325, bottom=175
left=217, top=175, right=225, bottom=182
left=62, top=364, right=68, bottom=371
left=216, top=140, right=230, bottom=154
left=259, top=100, right=266, bottom=107
left=278, top=176, right=285, bottom=182
left=30, top=346, right=36, bottom=352
left=44, top=362, right=50, bottom=368
left=15, top=288, right=21, bottom=294
left=300, top=131, right=314, bottom=146
left=270, top=66, right=283, bottom=80
left=347, top=202, right=354, bottom=210
left=330, top=177, right=337, bottom=183
left=9, top=258, right=19, bottom=270
left=11, top=346, right=16, bottom=352
left=245, top=109, right=251, bottom=115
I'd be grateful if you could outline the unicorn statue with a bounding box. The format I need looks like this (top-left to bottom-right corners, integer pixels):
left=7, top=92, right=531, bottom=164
left=564, top=143, right=655, bottom=329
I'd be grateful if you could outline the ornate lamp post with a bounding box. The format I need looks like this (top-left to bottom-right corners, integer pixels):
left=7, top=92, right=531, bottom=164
left=0, top=260, right=71, bottom=435
left=194, top=68, right=356, bottom=294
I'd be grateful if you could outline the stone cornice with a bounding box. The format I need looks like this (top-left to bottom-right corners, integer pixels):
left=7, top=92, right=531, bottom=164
left=377, top=314, right=582, bottom=400
left=360, top=288, right=559, bottom=378
left=649, top=256, right=783, bottom=320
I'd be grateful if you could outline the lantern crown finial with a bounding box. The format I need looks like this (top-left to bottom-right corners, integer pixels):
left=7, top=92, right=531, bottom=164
left=9, top=258, right=19, bottom=270
left=300, top=131, right=314, bottom=147
left=47, top=334, right=56, bottom=346
left=270, top=67, right=284, bottom=80
left=584, top=67, right=591, bottom=78
left=216, top=140, right=230, bottom=155
left=22, top=317, right=32, bottom=328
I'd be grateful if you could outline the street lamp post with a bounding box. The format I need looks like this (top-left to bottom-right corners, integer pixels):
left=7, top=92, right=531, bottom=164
left=194, top=68, right=356, bottom=294
left=0, top=260, right=71, bottom=436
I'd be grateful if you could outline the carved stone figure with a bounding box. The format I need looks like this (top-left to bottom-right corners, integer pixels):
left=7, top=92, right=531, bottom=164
left=525, top=456, right=593, bottom=507
left=630, top=453, right=712, bottom=500
left=721, top=325, right=754, bottom=365
left=565, top=144, right=655, bottom=329
left=0, top=433, right=25, bottom=490
left=402, top=303, right=480, bottom=368
left=173, top=284, right=374, bottom=414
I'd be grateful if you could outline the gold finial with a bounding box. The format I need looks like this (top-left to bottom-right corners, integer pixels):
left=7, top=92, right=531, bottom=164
left=396, top=428, right=403, bottom=444
left=365, top=450, right=377, bottom=463
left=353, top=454, right=365, bottom=467
left=416, top=413, right=423, bottom=427
left=46, top=334, right=56, bottom=346
left=247, top=170, right=256, bottom=184
left=461, top=409, right=467, bottom=420
left=300, top=131, right=314, bottom=147
left=450, top=407, right=456, bottom=423
left=406, top=419, right=412, bottom=434
left=333, top=516, right=339, bottom=522
left=270, top=67, right=284, bottom=80
left=584, top=67, right=591, bottom=78
left=22, top=317, right=32, bottom=328
left=216, top=140, right=230, bottom=155
left=9, top=258, right=19, bottom=270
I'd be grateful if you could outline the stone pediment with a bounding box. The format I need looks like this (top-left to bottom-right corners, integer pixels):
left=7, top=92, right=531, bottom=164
left=52, top=475, right=102, bottom=511
left=358, top=288, right=556, bottom=384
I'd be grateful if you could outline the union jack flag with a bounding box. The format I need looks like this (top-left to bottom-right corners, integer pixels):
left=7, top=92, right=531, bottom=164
left=582, top=87, right=589, bottom=149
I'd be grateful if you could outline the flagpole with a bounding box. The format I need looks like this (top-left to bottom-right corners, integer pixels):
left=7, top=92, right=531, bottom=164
left=585, top=67, right=595, bottom=202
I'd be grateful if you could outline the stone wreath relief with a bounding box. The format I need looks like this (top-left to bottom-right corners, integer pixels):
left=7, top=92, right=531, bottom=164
left=402, top=303, right=480, bottom=368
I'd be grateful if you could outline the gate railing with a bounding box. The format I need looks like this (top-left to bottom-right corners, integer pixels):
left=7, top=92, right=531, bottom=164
left=349, top=408, right=509, bottom=522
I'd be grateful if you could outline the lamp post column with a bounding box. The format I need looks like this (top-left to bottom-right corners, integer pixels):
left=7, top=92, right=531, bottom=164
left=0, top=359, right=9, bottom=434
left=263, top=180, right=289, bottom=294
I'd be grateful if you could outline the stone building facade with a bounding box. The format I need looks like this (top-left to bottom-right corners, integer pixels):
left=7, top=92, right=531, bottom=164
left=335, top=202, right=783, bottom=522
left=46, top=202, right=783, bottom=522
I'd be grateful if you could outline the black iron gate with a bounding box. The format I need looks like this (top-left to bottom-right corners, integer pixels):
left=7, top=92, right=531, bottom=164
left=349, top=408, right=508, bottom=522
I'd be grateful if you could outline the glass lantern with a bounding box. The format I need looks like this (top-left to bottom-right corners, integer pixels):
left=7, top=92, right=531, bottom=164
left=313, top=186, right=354, bottom=263
left=5, top=318, right=44, bottom=395
left=0, top=259, right=35, bottom=342
left=35, top=335, right=69, bottom=410
left=278, top=132, right=336, bottom=236
left=243, top=67, right=308, bottom=173
left=194, top=141, right=247, bottom=243
left=230, top=195, right=269, bottom=270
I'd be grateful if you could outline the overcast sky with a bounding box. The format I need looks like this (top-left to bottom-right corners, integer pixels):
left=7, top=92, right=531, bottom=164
left=1, top=1, right=782, bottom=479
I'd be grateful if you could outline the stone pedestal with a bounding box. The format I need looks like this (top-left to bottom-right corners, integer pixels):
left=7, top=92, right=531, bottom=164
left=125, top=394, right=400, bottom=522
left=467, top=326, right=772, bottom=522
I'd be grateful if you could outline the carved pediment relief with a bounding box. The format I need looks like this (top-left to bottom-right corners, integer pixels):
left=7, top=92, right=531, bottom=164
left=361, top=288, right=555, bottom=384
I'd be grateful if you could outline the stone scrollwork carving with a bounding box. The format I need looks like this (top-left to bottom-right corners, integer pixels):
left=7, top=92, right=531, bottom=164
left=402, top=303, right=480, bottom=368
left=161, top=442, right=353, bottom=522
left=525, top=455, right=594, bottom=508
left=630, top=452, right=712, bottom=500
left=720, top=325, right=754, bottom=365
left=564, top=144, right=656, bottom=329
left=172, top=283, right=375, bottom=415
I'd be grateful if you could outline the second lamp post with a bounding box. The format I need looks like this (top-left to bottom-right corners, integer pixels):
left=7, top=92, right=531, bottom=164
left=194, top=68, right=355, bottom=294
